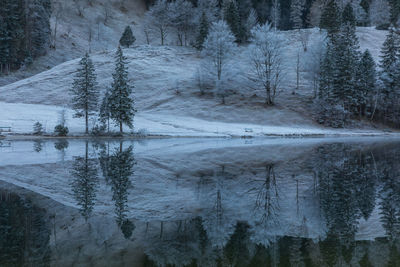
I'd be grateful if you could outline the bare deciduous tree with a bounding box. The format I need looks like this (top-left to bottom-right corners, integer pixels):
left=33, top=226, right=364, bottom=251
left=248, top=23, right=284, bottom=105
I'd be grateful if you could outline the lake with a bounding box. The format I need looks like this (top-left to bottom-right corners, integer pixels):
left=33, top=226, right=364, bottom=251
left=1, top=137, right=399, bottom=266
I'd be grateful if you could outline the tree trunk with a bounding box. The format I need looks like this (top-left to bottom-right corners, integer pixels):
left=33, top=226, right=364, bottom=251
left=120, top=121, right=123, bottom=134
left=85, top=110, right=89, bottom=134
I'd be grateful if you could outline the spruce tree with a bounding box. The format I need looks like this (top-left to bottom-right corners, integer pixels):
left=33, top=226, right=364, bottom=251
left=320, top=0, right=340, bottom=34
left=71, top=53, right=99, bottom=134
left=119, top=26, right=136, bottom=48
left=333, top=22, right=360, bottom=113
left=379, top=27, right=400, bottom=100
left=195, top=11, right=209, bottom=50
left=317, top=7, right=361, bottom=126
left=342, top=3, right=356, bottom=27
left=109, top=46, right=136, bottom=134
left=224, top=0, right=245, bottom=43
left=358, top=50, right=376, bottom=116
left=290, top=0, right=305, bottom=29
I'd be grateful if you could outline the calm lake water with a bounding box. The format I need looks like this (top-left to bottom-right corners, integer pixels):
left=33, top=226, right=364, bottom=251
left=1, top=137, right=400, bottom=266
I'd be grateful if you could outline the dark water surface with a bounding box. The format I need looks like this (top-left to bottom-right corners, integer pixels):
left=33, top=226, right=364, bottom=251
left=1, top=138, right=400, bottom=266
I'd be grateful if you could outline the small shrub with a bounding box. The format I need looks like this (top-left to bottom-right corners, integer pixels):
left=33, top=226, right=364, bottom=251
left=91, top=124, right=107, bottom=136
left=33, top=122, right=44, bottom=135
left=54, top=124, right=69, bottom=136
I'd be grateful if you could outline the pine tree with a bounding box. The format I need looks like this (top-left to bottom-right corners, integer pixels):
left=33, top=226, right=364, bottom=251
left=342, top=3, right=356, bottom=27
left=317, top=10, right=361, bottom=126
left=379, top=27, right=400, bottom=99
left=109, top=46, right=136, bottom=134
left=358, top=50, right=376, bottom=116
left=333, top=22, right=361, bottom=113
left=70, top=53, right=99, bottom=134
left=195, top=11, right=209, bottom=50
left=119, top=26, right=136, bottom=48
left=320, top=0, right=340, bottom=34
left=224, top=0, right=245, bottom=43
left=290, top=0, right=305, bottom=29
left=389, top=0, right=400, bottom=24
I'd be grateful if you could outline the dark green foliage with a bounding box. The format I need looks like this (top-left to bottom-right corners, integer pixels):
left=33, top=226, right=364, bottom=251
left=357, top=50, right=376, bottom=117
left=342, top=3, right=356, bottom=27
left=54, top=124, right=69, bottom=136
left=224, top=222, right=251, bottom=266
left=0, top=192, right=51, bottom=266
left=320, top=0, right=340, bottom=34
left=224, top=1, right=245, bottom=43
left=389, top=0, right=400, bottom=24
left=119, top=26, right=136, bottom=48
left=33, top=122, right=44, bottom=135
left=106, top=144, right=136, bottom=237
left=70, top=142, right=99, bottom=221
left=71, top=53, right=99, bottom=134
left=54, top=139, right=69, bottom=151
left=317, top=7, right=362, bottom=127
left=195, top=12, right=209, bottom=50
left=109, top=47, right=136, bottom=134
left=0, top=0, right=51, bottom=73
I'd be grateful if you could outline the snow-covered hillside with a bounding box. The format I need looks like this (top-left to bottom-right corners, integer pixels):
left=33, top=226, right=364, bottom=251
left=0, top=28, right=392, bottom=136
left=0, top=0, right=146, bottom=87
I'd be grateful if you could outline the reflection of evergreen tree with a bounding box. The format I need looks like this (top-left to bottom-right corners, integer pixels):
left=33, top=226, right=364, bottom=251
left=98, top=141, right=111, bottom=184
left=0, top=191, right=50, bottom=266
left=314, top=144, right=375, bottom=266
left=70, top=141, right=99, bottom=221
left=33, top=140, right=43, bottom=152
left=54, top=139, right=69, bottom=162
left=379, top=167, right=400, bottom=240
left=223, top=221, right=251, bottom=266
left=354, top=153, right=376, bottom=221
left=107, top=142, right=136, bottom=239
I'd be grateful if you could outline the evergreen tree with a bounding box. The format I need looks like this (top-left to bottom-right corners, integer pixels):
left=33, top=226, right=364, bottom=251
left=109, top=46, right=136, bottom=134
left=317, top=10, right=361, bottom=126
left=389, top=0, right=400, bottom=24
left=119, top=26, right=136, bottom=48
left=70, top=53, right=99, bottom=134
left=358, top=50, right=376, bottom=116
left=290, top=0, right=305, bottom=29
left=320, top=0, right=340, bottom=34
left=342, top=3, right=356, bottom=27
left=224, top=0, right=245, bottom=43
left=195, top=11, right=209, bottom=50
left=0, top=0, right=50, bottom=73
left=333, top=22, right=361, bottom=113
left=379, top=27, right=400, bottom=99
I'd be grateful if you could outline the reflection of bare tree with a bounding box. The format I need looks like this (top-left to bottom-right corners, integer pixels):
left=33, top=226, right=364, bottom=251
left=250, top=164, right=280, bottom=225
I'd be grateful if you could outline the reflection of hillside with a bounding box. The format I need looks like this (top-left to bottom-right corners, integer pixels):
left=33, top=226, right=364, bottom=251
left=0, top=190, right=50, bottom=266
left=2, top=140, right=400, bottom=265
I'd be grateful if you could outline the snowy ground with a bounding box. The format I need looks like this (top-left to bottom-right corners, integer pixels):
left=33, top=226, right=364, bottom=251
left=0, top=27, right=391, bottom=137
left=0, top=101, right=395, bottom=137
